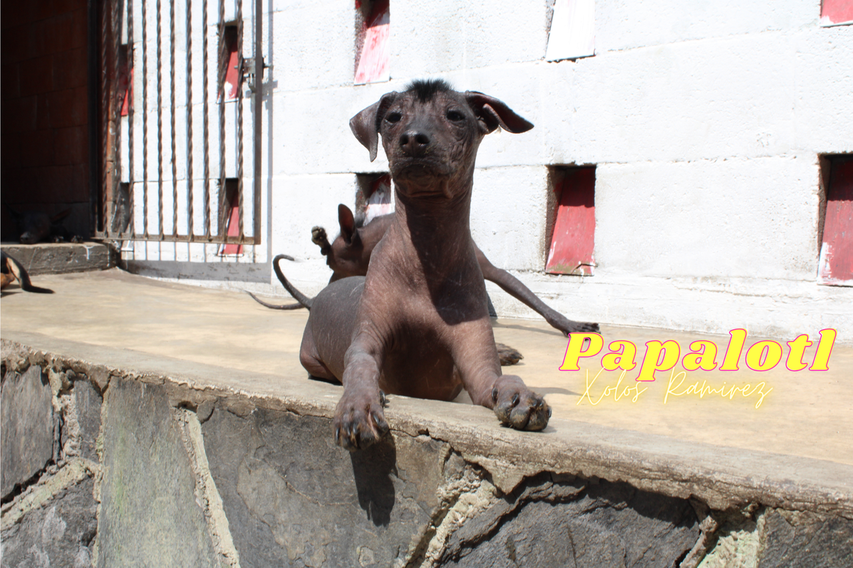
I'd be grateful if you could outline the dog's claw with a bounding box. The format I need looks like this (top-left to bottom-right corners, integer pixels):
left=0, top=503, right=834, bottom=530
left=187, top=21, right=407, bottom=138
left=333, top=388, right=389, bottom=451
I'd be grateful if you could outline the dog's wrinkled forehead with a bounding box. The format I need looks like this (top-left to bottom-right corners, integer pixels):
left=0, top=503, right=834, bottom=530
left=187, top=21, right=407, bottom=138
left=406, top=78, right=456, bottom=103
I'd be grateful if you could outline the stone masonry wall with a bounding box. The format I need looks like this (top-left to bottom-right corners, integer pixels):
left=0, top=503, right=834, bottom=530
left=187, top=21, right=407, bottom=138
left=2, top=340, right=852, bottom=567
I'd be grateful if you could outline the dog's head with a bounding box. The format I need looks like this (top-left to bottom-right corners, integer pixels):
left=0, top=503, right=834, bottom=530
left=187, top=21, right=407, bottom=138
left=350, top=80, right=533, bottom=198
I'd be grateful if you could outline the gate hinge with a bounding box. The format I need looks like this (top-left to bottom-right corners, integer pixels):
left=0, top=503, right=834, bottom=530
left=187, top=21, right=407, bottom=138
left=241, top=57, right=269, bottom=93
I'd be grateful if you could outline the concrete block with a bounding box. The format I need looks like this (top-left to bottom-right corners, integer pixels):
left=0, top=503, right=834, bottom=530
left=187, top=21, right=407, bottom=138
left=392, top=0, right=546, bottom=77
left=792, top=26, right=853, bottom=154
left=596, top=0, right=818, bottom=53
left=201, top=404, right=448, bottom=567
left=97, top=378, right=219, bottom=567
left=594, top=156, right=820, bottom=280
left=1, top=366, right=55, bottom=499
left=470, top=166, right=549, bottom=272
left=270, top=88, right=377, bottom=177
left=567, top=32, right=801, bottom=164
left=1, top=243, right=115, bottom=276
left=0, top=476, right=98, bottom=568
left=271, top=1, right=354, bottom=91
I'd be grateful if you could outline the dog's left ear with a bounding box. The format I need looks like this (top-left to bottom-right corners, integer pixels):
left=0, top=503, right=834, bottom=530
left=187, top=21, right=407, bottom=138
left=349, top=92, right=398, bottom=162
left=338, top=204, right=356, bottom=244
left=465, top=92, right=534, bottom=134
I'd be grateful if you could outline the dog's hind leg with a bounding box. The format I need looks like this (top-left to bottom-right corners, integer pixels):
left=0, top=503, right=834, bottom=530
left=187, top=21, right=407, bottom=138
left=299, top=318, right=339, bottom=382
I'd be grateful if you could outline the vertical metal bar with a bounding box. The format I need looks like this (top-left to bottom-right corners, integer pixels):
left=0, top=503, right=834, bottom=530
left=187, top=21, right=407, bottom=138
left=203, top=0, right=211, bottom=238
left=112, top=0, right=122, bottom=236
left=101, top=0, right=109, bottom=235
left=186, top=0, right=194, bottom=238
left=236, top=1, right=244, bottom=241
left=253, top=0, right=262, bottom=244
left=141, top=0, right=149, bottom=238
left=170, top=0, right=178, bottom=237
left=217, top=0, right=226, bottom=240
left=87, top=0, right=99, bottom=238
left=157, top=0, right=164, bottom=238
left=127, top=0, right=135, bottom=238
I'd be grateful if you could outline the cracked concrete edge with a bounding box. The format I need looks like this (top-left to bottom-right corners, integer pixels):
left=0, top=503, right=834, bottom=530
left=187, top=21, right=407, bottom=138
left=397, top=454, right=496, bottom=568
left=0, top=458, right=98, bottom=531
left=3, top=337, right=852, bottom=523
left=174, top=407, right=241, bottom=568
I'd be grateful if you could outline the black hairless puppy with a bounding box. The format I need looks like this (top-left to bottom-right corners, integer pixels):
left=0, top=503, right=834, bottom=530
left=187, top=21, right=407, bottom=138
left=299, top=79, right=553, bottom=450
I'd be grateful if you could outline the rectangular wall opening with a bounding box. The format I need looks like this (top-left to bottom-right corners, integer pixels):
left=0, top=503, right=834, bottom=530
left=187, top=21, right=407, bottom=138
left=818, top=155, right=853, bottom=285
left=218, top=178, right=243, bottom=256
left=820, top=0, right=853, bottom=26
left=355, top=0, right=390, bottom=84
left=545, top=166, right=596, bottom=275
left=220, top=24, right=241, bottom=101
left=355, top=173, right=393, bottom=224
left=546, top=0, right=595, bottom=61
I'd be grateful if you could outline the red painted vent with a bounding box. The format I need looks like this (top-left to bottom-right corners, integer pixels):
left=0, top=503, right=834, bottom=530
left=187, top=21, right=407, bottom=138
left=221, top=25, right=241, bottom=101
left=219, top=179, right=244, bottom=256
left=546, top=167, right=595, bottom=275
left=818, top=158, right=853, bottom=285
left=355, top=0, right=390, bottom=84
left=821, top=0, right=853, bottom=26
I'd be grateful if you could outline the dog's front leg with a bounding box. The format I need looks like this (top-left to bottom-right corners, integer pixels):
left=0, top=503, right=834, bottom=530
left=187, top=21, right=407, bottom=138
left=335, top=335, right=390, bottom=450
left=450, top=321, right=551, bottom=432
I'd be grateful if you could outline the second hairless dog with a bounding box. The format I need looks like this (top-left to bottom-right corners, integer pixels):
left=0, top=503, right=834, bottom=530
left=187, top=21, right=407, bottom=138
left=309, top=203, right=599, bottom=335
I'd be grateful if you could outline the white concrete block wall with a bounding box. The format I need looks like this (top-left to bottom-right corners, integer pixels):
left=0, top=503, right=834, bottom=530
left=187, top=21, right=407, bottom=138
left=126, top=0, right=853, bottom=339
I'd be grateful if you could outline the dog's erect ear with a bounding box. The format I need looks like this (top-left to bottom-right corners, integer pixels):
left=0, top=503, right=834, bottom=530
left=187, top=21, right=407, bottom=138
left=464, top=91, right=534, bottom=134
left=349, top=92, right=398, bottom=162
left=338, top=204, right=356, bottom=243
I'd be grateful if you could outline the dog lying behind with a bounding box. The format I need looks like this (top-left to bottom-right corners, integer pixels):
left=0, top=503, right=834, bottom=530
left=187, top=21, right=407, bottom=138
left=309, top=204, right=599, bottom=335
left=250, top=204, right=599, bottom=338
left=1, top=251, right=53, bottom=293
left=298, top=79, right=552, bottom=449
left=7, top=208, right=74, bottom=244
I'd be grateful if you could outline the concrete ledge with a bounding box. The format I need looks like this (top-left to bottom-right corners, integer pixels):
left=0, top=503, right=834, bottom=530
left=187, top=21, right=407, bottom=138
left=2, top=336, right=852, bottom=567
left=1, top=271, right=852, bottom=566
left=1, top=243, right=116, bottom=275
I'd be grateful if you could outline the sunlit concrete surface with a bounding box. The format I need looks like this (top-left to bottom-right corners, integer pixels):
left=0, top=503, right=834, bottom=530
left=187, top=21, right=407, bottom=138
left=3, top=268, right=851, bottom=470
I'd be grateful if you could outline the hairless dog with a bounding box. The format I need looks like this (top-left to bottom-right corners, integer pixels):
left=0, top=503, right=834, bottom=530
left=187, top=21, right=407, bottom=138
left=299, top=79, right=553, bottom=450
left=309, top=204, right=599, bottom=335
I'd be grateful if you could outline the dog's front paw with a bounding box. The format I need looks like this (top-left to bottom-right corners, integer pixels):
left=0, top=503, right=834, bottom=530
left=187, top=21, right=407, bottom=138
left=491, top=375, right=550, bottom=431
left=551, top=315, right=600, bottom=335
left=311, top=226, right=326, bottom=244
left=334, top=388, right=389, bottom=451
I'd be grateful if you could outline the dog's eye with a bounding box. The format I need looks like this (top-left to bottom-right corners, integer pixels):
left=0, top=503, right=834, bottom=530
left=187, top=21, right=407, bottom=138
left=385, top=112, right=402, bottom=124
left=446, top=110, right=465, bottom=122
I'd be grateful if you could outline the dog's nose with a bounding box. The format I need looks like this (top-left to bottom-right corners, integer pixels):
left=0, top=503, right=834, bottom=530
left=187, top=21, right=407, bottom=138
left=399, top=129, right=430, bottom=156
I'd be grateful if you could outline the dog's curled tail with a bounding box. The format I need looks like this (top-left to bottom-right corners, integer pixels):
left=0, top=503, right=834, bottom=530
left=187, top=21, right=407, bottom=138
left=246, top=254, right=314, bottom=310
left=273, top=254, right=313, bottom=309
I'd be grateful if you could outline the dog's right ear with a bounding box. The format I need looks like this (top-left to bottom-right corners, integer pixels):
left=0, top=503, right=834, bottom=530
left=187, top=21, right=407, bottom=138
left=338, top=204, right=356, bottom=244
left=349, top=92, right=398, bottom=162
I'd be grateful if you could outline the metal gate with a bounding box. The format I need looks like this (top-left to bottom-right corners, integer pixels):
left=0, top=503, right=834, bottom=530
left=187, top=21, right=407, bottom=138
left=97, top=0, right=264, bottom=249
